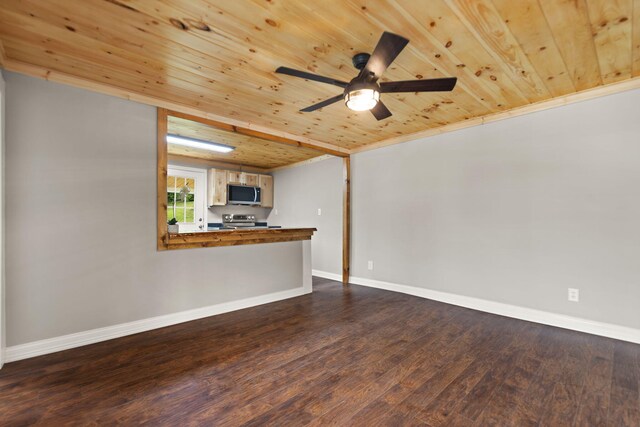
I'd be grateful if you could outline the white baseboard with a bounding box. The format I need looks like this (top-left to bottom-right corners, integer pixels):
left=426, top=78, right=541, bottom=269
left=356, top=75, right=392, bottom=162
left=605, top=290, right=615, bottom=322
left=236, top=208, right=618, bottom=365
left=326, top=272, right=639, bottom=345
left=312, top=269, right=343, bottom=282
left=6, top=286, right=310, bottom=363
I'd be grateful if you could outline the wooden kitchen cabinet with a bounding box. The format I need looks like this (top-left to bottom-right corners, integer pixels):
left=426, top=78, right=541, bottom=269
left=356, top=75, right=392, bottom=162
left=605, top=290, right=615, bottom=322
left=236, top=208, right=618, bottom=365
left=209, top=169, right=273, bottom=207
left=207, top=169, right=228, bottom=206
left=259, top=175, right=274, bottom=208
left=227, top=171, right=243, bottom=184
left=228, top=171, right=258, bottom=186
left=243, top=173, right=259, bottom=186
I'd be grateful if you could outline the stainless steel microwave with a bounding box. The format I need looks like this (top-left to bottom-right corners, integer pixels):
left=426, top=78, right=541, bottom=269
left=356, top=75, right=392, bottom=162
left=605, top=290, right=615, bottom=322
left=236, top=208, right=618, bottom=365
left=228, top=184, right=261, bottom=205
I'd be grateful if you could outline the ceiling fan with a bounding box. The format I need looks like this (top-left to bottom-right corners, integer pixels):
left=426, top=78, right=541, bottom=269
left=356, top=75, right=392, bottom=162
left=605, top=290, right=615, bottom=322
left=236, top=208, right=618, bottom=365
left=275, top=32, right=457, bottom=121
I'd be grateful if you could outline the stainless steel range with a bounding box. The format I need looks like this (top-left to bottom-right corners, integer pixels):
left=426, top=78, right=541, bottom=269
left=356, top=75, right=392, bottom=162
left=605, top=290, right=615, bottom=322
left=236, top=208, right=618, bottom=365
left=221, top=214, right=257, bottom=229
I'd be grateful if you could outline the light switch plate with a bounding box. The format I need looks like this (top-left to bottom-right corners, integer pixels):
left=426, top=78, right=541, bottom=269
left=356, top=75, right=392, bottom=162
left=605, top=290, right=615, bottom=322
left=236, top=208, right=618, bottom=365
left=317, top=208, right=322, bottom=216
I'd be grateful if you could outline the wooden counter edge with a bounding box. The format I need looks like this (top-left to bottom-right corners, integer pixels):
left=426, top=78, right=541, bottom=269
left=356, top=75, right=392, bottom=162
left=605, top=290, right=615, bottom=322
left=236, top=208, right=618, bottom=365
left=165, top=228, right=317, bottom=250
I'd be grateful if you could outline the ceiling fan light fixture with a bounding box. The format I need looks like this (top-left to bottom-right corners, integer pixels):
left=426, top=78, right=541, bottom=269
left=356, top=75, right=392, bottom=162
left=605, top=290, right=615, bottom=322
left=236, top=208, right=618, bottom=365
left=345, top=88, right=380, bottom=111
left=277, top=32, right=456, bottom=120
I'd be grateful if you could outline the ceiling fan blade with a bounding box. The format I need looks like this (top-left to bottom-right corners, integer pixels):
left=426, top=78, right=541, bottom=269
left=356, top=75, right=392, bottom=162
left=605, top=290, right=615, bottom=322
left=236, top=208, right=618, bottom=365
left=276, top=67, right=348, bottom=88
left=362, top=32, right=409, bottom=80
left=380, top=77, right=458, bottom=93
left=371, top=101, right=392, bottom=121
left=300, top=94, right=344, bottom=112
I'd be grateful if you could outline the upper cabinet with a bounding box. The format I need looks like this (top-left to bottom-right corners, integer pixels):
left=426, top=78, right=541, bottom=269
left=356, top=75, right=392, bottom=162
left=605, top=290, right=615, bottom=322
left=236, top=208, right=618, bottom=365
left=227, top=171, right=243, bottom=185
left=207, top=169, right=228, bottom=206
left=207, top=168, right=273, bottom=207
left=243, top=173, right=259, bottom=187
left=259, top=175, right=274, bottom=208
left=227, top=171, right=259, bottom=186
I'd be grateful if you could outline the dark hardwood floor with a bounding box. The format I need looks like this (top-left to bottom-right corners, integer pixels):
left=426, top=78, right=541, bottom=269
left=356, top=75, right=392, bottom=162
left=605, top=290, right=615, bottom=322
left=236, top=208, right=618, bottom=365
left=1, top=277, right=639, bottom=426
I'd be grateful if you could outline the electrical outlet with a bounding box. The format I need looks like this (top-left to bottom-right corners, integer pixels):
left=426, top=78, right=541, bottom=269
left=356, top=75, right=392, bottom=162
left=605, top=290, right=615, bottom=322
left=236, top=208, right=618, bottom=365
left=568, top=288, right=579, bottom=302
left=317, top=208, right=322, bottom=216
left=274, top=209, right=278, bottom=215
left=367, top=260, right=374, bottom=271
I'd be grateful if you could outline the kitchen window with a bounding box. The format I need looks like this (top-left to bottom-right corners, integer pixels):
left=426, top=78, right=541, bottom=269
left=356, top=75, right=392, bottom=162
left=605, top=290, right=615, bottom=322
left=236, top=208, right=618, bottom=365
left=167, top=176, right=195, bottom=223
left=167, top=166, right=206, bottom=232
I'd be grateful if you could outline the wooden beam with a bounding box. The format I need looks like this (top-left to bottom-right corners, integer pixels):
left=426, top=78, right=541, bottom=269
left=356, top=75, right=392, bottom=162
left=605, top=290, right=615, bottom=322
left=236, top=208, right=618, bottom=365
left=633, top=0, right=640, bottom=77
left=0, top=40, right=6, bottom=68
left=351, top=75, right=640, bottom=154
left=2, top=59, right=350, bottom=157
left=167, top=154, right=270, bottom=174
left=167, top=110, right=236, bottom=132
left=167, top=110, right=347, bottom=158
left=157, top=108, right=169, bottom=251
left=342, top=156, right=351, bottom=285
left=240, top=127, right=347, bottom=158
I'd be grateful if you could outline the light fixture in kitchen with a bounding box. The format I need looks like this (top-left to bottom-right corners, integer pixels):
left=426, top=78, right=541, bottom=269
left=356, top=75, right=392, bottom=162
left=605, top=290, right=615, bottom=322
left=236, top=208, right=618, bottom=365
left=166, top=134, right=235, bottom=153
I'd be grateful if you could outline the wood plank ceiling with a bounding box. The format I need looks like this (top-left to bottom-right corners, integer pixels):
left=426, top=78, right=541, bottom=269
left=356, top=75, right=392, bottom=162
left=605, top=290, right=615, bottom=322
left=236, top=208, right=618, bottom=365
left=167, top=114, right=326, bottom=169
left=0, top=0, right=639, bottom=153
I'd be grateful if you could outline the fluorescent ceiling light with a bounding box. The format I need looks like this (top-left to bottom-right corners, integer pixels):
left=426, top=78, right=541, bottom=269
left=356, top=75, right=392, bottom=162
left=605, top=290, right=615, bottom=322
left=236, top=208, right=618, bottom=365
left=166, top=134, right=235, bottom=153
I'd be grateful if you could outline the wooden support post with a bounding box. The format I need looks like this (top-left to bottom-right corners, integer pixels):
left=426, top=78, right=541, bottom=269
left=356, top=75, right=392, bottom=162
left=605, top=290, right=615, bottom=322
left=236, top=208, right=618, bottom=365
left=157, top=108, right=168, bottom=251
left=342, top=156, right=351, bottom=285
left=0, top=40, right=6, bottom=68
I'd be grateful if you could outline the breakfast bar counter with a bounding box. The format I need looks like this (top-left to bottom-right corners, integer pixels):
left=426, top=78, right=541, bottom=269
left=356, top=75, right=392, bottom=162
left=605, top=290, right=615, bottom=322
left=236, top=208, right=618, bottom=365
left=165, top=227, right=317, bottom=250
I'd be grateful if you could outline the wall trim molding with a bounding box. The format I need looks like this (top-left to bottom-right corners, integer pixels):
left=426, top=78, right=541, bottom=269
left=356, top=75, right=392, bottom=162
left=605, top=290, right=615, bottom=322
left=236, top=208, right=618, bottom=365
left=312, top=269, right=343, bottom=282
left=312, top=270, right=640, bottom=344
left=6, top=270, right=639, bottom=361
left=5, top=286, right=310, bottom=363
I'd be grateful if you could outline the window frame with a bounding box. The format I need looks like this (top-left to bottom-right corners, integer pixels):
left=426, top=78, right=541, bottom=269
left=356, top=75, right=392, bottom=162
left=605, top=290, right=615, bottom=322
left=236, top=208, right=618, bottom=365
left=166, top=165, right=206, bottom=232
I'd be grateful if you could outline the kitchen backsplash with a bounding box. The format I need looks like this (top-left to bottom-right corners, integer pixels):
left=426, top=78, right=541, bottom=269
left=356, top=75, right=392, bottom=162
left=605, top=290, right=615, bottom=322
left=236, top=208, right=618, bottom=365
left=208, top=205, right=271, bottom=223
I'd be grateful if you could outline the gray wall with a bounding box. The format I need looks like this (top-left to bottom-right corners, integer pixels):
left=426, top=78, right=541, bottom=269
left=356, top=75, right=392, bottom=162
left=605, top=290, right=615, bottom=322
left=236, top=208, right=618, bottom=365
left=353, top=88, right=640, bottom=329
left=5, top=72, right=305, bottom=346
left=268, top=157, right=343, bottom=275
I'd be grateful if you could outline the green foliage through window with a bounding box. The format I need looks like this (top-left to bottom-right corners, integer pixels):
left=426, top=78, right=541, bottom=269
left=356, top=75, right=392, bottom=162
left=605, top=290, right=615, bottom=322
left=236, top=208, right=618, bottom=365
left=167, top=175, right=196, bottom=224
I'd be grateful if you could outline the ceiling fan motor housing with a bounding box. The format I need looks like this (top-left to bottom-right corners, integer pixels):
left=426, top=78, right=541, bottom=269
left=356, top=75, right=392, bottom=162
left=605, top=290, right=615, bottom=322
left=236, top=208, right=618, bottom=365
left=344, top=79, right=380, bottom=96
left=352, top=53, right=371, bottom=70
